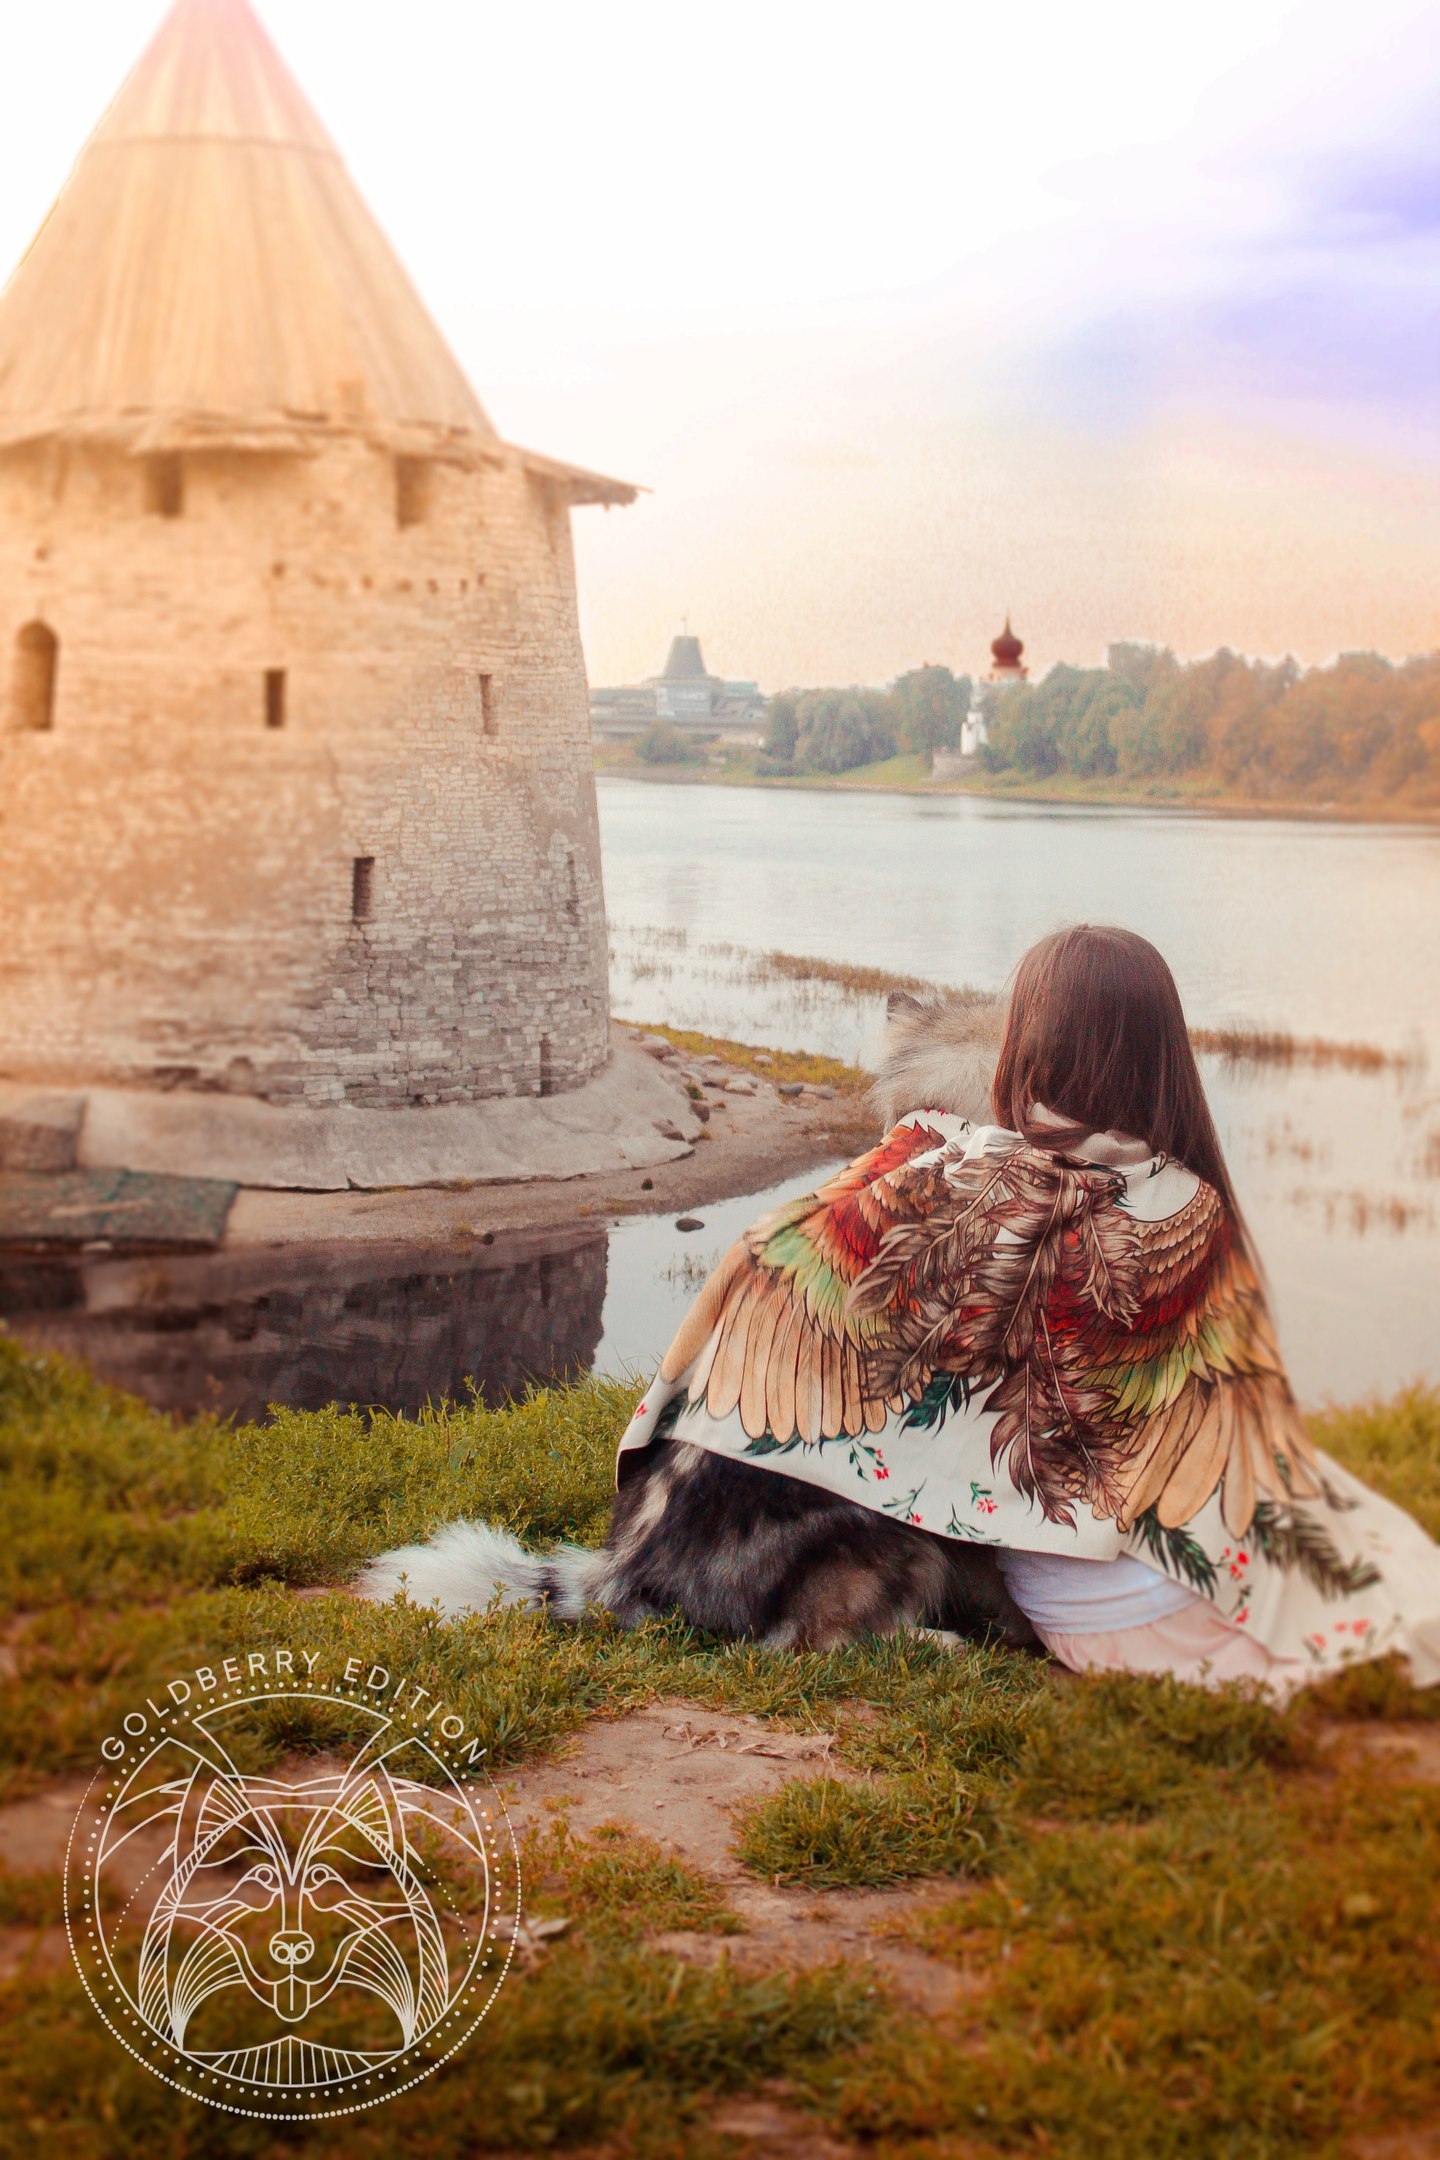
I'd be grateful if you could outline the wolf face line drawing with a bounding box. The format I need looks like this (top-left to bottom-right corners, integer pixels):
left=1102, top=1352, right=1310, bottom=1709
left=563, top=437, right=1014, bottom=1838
left=74, top=1695, right=513, bottom=2103
left=138, top=1761, right=453, bottom=2061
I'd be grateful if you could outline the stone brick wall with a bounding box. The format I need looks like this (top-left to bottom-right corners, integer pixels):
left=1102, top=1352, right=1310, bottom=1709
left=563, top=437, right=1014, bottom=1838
left=0, top=438, right=611, bottom=1104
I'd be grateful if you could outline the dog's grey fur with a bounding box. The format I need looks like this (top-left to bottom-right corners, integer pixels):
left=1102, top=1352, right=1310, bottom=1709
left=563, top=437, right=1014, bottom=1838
left=359, top=1436, right=1033, bottom=1650
left=358, top=989, right=1034, bottom=1653
left=868, top=986, right=1003, bottom=1131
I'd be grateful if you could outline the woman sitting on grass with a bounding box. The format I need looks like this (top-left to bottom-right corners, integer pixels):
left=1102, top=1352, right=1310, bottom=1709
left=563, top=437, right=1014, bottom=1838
left=614, top=924, right=1440, bottom=1691
left=367, top=925, right=1440, bottom=1694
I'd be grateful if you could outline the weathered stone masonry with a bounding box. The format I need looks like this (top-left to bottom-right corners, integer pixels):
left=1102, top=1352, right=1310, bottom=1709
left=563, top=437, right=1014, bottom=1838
left=0, top=439, right=613, bottom=1105
left=0, top=0, right=635, bottom=1109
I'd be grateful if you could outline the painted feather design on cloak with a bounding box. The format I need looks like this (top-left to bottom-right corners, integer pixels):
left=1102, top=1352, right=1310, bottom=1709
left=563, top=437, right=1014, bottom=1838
left=658, top=1124, right=1319, bottom=1539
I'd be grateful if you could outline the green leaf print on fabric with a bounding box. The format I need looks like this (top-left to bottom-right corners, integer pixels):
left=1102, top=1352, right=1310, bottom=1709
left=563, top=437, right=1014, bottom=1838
left=899, top=1371, right=973, bottom=1434
left=1133, top=1509, right=1220, bottom=1595
left=1248, top=1500, right=1381, bottom=1599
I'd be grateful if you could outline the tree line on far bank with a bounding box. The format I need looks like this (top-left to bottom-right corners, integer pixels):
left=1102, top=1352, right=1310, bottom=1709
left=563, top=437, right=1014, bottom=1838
left=633, top=645, right=1440, bottom=805
left=983, top=645, right=1440, bottom=805
left=636, top=666, right=973, bottom=773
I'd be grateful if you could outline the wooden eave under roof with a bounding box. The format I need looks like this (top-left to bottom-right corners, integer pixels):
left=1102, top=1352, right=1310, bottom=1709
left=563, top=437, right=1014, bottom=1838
left=513, top=445, right=641, bottom=508
left=0, top=0, right=637, bottom=506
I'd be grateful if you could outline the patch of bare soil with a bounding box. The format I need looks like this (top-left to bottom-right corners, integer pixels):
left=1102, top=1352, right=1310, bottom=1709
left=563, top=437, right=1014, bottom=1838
left=707, top=2092, right=857, bottom=2159
left=0, top=1773, right=176, bottom=1981
left=1349, top=2132, right=1440, bottom=2159
left=495, top=1701, right=849, bottom=1872
left=493, top=1701, right=974, bottom=2016
left=0, top=1702, right=974, bottom=2022
left=1316, top=1720, right=1440, bottom=1782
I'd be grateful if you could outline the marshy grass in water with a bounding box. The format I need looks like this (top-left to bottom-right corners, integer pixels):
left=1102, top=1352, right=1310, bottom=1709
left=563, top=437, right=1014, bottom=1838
left=1288, top=1186, right=1437, bottom=1236
left=1191, top=1026, right=1423, bottom=1073
left=615, top=929, right=1420, bottom=1075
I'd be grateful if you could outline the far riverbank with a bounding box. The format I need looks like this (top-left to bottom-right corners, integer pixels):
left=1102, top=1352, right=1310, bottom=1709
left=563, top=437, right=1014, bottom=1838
left=595, top=750, right=1440, bottom=829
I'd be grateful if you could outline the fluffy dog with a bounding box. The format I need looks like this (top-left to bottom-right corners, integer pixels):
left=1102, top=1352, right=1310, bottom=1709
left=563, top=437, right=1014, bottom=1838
left=359, top=990, right=1034, bottom=1652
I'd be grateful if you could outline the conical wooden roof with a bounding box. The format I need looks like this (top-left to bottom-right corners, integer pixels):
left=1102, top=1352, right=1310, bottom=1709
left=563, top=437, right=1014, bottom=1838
left=0, top=0, right=634, bottom=499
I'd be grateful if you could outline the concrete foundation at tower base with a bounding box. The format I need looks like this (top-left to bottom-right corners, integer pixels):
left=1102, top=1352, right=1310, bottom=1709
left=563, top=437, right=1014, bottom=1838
left=6, top=1032, right=701, bottom=1194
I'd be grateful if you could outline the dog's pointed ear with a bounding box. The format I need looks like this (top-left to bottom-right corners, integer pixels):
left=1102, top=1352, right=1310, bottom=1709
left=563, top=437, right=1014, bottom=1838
left=886, top=990, right=925, bottom=1020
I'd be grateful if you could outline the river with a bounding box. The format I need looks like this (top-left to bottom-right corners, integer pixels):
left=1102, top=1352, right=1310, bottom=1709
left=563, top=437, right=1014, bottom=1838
left=5, top=781, right=1435, bottom=1417
left=602, top=778, right=1440, bottom=1406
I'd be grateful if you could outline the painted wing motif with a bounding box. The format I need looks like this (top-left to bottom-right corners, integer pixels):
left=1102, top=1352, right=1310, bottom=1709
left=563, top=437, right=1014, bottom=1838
left=1092, top=1186, right=1320, bottom=1536
left=853, top=1145, right=1147, bottom=1524
left=657, top=1119, right=950, bottom=1443
left=658, top=1124, right=1315, bottom=1542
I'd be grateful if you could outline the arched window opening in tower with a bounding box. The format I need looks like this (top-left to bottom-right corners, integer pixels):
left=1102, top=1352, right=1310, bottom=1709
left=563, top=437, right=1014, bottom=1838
left=539, top=1036, right=555, bottom=1098
left=351, top=856, right=374, bottom=922
left=265, top=670, right=286, bottom=729
left=394, top=457, right=430, bottom=529
left=11, top=621, right=58, bottom=731
left=144, top=454, right=184, bottom=518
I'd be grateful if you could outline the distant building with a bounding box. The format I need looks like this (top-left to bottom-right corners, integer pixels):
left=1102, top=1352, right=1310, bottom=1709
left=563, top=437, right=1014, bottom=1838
left=988, top=615, right=1028, bottom=686
left=590, top=631, right=767, bottom=745
left=935, top=615, right=1028, bottom=774
left=959, top=704, right=988, bottom=759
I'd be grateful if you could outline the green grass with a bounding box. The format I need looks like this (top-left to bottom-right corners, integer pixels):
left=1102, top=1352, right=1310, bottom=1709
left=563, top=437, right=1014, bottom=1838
left=1, top=1338, right=1438, bottom=2153
left=813, top=1767, right=1440, bottom=2159
left=626, top=1022, right=869, bottom=1093
left=1308, top=1387, right=1440, bottom=1539
left=0, top=1824, right=879, bottom=2160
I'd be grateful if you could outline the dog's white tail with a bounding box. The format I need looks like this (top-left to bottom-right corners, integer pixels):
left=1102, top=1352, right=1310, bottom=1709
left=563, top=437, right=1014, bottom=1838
left=356, top=1521, right=610, bottom=1621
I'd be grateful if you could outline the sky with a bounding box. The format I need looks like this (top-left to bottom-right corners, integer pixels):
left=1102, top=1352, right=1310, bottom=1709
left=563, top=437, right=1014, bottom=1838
left=0, top=0, right=1437, bottom=688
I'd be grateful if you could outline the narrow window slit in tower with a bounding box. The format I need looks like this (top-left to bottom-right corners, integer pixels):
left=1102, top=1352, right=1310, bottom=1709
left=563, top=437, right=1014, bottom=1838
left=145, top=453, right=184, bottom=518
left=538, top=1036, right=554, bottom=1098
left=479, top=673, right=496, bottom=736
left=11, top=621, right=58, bottom=732
left=395, top=456, right=429, bottom=528
left=352, top=857, right=374, bottom=922
left=264, top=669, right=286, bottom=729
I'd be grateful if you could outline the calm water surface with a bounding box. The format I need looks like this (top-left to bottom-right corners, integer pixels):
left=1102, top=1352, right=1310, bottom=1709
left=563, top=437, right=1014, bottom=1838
left=601, top=779, right=1440, bottom=1405
left=600, top=778, right=1440, bottom=1060
left=4, top=783, right=1435, bottom=1415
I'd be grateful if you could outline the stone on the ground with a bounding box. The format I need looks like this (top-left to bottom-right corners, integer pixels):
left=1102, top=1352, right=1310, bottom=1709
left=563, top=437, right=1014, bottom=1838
left=777, top=1081, right=805, bottom=1098
left=676, top=1215, right=705, bottom=1231
left=0, top=1167, right=235, bottom=1250
left=0, top=1090, right=86, bottom=1173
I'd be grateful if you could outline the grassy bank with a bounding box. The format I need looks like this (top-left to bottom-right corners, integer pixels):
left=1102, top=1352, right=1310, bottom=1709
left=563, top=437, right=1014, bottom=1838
left=1, top=1339, right=1438, bottom=2154
left=598, top=752, right=1440, bottom=826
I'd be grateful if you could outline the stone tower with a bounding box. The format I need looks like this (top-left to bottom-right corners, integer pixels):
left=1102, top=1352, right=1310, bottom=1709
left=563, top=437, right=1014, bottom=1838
left=0, top=0, right=634, bottom=1108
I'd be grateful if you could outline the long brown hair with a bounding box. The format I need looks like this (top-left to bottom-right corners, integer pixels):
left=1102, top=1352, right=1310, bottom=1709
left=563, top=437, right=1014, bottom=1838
left=991, top=924, right=1246, bottom=1235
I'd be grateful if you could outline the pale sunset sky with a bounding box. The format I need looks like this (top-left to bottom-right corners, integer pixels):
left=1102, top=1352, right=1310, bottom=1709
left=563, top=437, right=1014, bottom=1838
left=1, top=0, right=1436, bottom=688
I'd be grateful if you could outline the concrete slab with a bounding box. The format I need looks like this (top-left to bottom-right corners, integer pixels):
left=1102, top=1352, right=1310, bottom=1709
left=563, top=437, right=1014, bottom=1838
left=0, top=1089, right=85, bottom=1173
left=77, top=1033, right=703, bottom=1192
left=0, top=1167, right=236, bottom=1250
